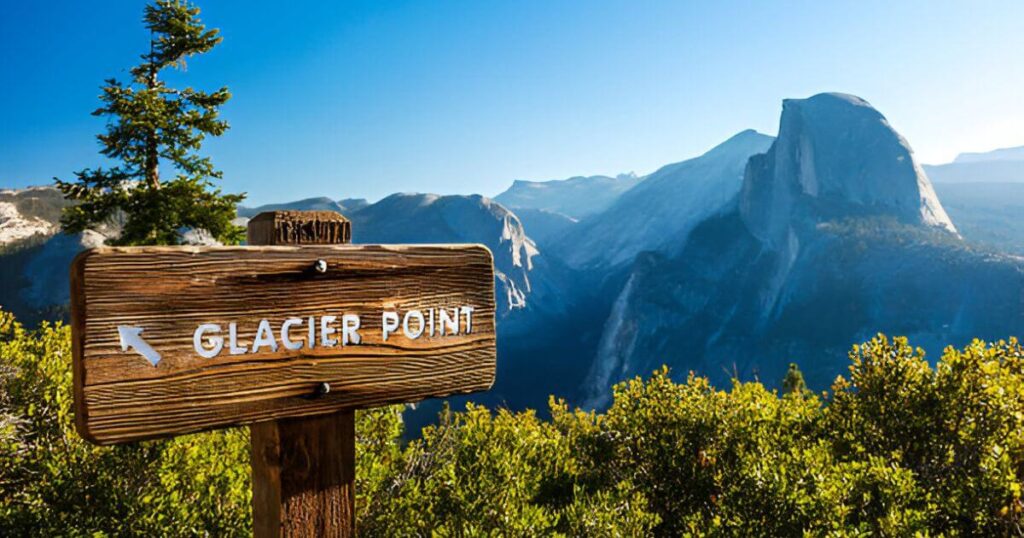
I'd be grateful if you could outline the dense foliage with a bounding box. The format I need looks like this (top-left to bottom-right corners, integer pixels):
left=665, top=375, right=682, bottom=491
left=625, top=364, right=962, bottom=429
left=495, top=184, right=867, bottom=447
left=0, top=310, right=249, bottom=536
left=54, top=0, right=244, bottom=246
left=2, top=306, right=1023, bottom=536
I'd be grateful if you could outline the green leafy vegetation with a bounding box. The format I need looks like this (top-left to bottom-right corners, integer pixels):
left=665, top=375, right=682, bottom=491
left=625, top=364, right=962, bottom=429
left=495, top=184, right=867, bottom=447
left=2, top=307, right=1023, bottom=536
left=0, top=309, right=249, bottom=536
left=818, top=215, right=969, bottom=251
left=54, top=0, right=244, bottom=246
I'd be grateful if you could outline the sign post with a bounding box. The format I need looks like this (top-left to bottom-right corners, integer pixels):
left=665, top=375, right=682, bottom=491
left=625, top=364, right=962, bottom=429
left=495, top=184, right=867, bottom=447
left=70, top=210, right=497, bottom=536
left=248, top=210, right=355, bottom=538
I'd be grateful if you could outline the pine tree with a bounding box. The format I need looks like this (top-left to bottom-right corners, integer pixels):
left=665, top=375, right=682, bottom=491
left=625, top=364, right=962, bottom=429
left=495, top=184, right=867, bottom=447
left=782, top=362, right=807, bottom=395
left=55, top=0, right=244, bottom=246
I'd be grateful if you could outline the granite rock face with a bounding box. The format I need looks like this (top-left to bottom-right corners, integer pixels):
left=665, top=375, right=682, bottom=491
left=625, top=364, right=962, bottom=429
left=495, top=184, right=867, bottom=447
left=348, top=193, right=541, bottom=315
left=740, top=93, right=955, bottom=250
left=580, top=94, right=1022, bottom=407
left=0, top=187, right=68, bottom=248
left=556, top=129, right=776, bottom=268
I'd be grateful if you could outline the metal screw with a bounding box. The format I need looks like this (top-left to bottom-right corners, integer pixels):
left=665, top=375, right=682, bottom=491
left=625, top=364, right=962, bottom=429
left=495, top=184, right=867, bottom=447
left=314, top=382, right=331, bottom=397
left=314, top=259, right=328, bottom=273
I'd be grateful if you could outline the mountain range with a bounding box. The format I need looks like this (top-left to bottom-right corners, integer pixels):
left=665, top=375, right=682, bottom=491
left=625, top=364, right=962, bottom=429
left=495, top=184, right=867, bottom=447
left=924, top=144, right=1024, bottom=254
left=578, top=93, right=1018, bottom=404
left=3, top=93, right=1024, bottom=411
left=494, top=173, right=640, bottom=219
left=923, top=144, right=1024, bottom=184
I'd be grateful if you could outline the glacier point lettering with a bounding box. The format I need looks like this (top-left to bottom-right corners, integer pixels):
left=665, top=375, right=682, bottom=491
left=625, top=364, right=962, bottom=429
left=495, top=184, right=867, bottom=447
left=192, top=306, right=476, bottom=359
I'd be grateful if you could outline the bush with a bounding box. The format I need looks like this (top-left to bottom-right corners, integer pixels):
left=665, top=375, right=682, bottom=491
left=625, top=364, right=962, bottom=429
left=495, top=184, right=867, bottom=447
left=2, top=307, right=1023, bottom=536
left=0, top=309, right=250, bottom=536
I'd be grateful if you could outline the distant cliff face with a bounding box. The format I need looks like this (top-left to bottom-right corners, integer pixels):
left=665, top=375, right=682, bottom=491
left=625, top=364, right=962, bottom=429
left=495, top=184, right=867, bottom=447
left=740, top=93, right=955, bottom=249
left=556, top=129, right=775, bottom=268
left=505, top=208, right=577, bottom=252
left=579, top=94, right=1022, bottom=407
left=0, top=187, right=68, bottom=249
left=349, top=193, right=540, bottom=314
left=0, top=186, right=105, bottom=324
left=494, top=174, right=641, bottom=220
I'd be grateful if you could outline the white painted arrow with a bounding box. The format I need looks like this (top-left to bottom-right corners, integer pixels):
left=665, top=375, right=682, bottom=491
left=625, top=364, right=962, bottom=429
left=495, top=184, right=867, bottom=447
left=118, top=326, right=162, bottom=367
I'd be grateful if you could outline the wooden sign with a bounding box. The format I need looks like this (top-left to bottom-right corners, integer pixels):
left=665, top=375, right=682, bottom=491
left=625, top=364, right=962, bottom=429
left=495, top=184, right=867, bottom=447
left=71, top=243, right=496, bottom=445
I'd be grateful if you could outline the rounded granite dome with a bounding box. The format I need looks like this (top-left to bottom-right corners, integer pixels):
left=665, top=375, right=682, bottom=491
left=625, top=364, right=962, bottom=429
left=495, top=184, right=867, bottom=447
left=740, top=92, right=956, bottom=246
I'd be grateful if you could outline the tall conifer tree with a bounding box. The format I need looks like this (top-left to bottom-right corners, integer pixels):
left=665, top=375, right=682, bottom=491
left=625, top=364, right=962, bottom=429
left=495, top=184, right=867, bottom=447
left=56, top=0, right=244, bottom=246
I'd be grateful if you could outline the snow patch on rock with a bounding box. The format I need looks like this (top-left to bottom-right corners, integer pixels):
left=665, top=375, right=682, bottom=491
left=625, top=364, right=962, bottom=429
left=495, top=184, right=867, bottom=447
left=501, top=210, right=538, bottom=271
left=0, top=202, right=57, bottom=246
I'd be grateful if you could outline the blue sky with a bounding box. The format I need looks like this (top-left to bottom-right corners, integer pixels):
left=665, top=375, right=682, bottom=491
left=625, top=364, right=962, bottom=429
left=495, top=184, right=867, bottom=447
left=1, top=1, right=1022, bottom=205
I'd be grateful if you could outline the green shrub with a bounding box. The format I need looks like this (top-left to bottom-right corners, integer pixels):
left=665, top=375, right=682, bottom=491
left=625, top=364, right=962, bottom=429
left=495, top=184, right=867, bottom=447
left=827, top=335, right=1024, bottom=535
left=0, top=309, right=250, bottom=536
left=2, top=307, right=1023, bottom=536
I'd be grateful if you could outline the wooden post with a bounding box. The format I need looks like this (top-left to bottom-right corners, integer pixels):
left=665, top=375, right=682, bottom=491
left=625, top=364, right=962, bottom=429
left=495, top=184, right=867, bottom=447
left=248, top=210, right=355, bottom=538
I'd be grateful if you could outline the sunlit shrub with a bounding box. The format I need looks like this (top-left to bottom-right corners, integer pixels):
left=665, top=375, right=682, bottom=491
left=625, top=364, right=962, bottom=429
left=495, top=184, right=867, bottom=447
left=2, top=308, right=1022, bottom=536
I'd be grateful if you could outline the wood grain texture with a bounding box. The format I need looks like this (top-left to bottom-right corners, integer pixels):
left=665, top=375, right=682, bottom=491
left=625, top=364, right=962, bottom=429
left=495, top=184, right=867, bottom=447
left=71, top=244, right=496, bottom=445
left=250, top=209, right=355, bottom=538
left=248, top=211, right=351, bottom=245
left=252, top=412, right=355, bottom=538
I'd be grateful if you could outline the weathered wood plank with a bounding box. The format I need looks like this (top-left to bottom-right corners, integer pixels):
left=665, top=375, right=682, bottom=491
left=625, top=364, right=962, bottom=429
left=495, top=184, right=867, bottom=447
left=247, top=210, right=351, bottom=245
left=71, top=244, right=496, bottom=445
left=252, top=413, right=355, bottom=537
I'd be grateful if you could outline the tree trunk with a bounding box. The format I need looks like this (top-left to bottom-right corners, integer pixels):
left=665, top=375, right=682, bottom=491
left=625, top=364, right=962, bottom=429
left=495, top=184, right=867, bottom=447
left=146, top=37, right=160, bottom=190
left=145, top=135, right=159, bottom=190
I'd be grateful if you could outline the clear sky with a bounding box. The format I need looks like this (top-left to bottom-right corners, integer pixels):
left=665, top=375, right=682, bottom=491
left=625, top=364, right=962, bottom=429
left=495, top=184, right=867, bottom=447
left=2, top=1, right=1022, bottom=205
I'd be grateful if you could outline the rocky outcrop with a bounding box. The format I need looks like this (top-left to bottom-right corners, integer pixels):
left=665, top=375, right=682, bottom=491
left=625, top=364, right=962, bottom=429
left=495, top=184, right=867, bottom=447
left=556, top=130, right=775, bottom=268
left=495, top=174, right=640, bottom=219
left=348, top=193, right=540, bottom=314
left=580, top=94, right=1021, bottom=407
left=509, top=208, right=577, bottom=251
left=0, top=187, right=69, bottom=249
left=740, top=93, right=955, bottom=250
